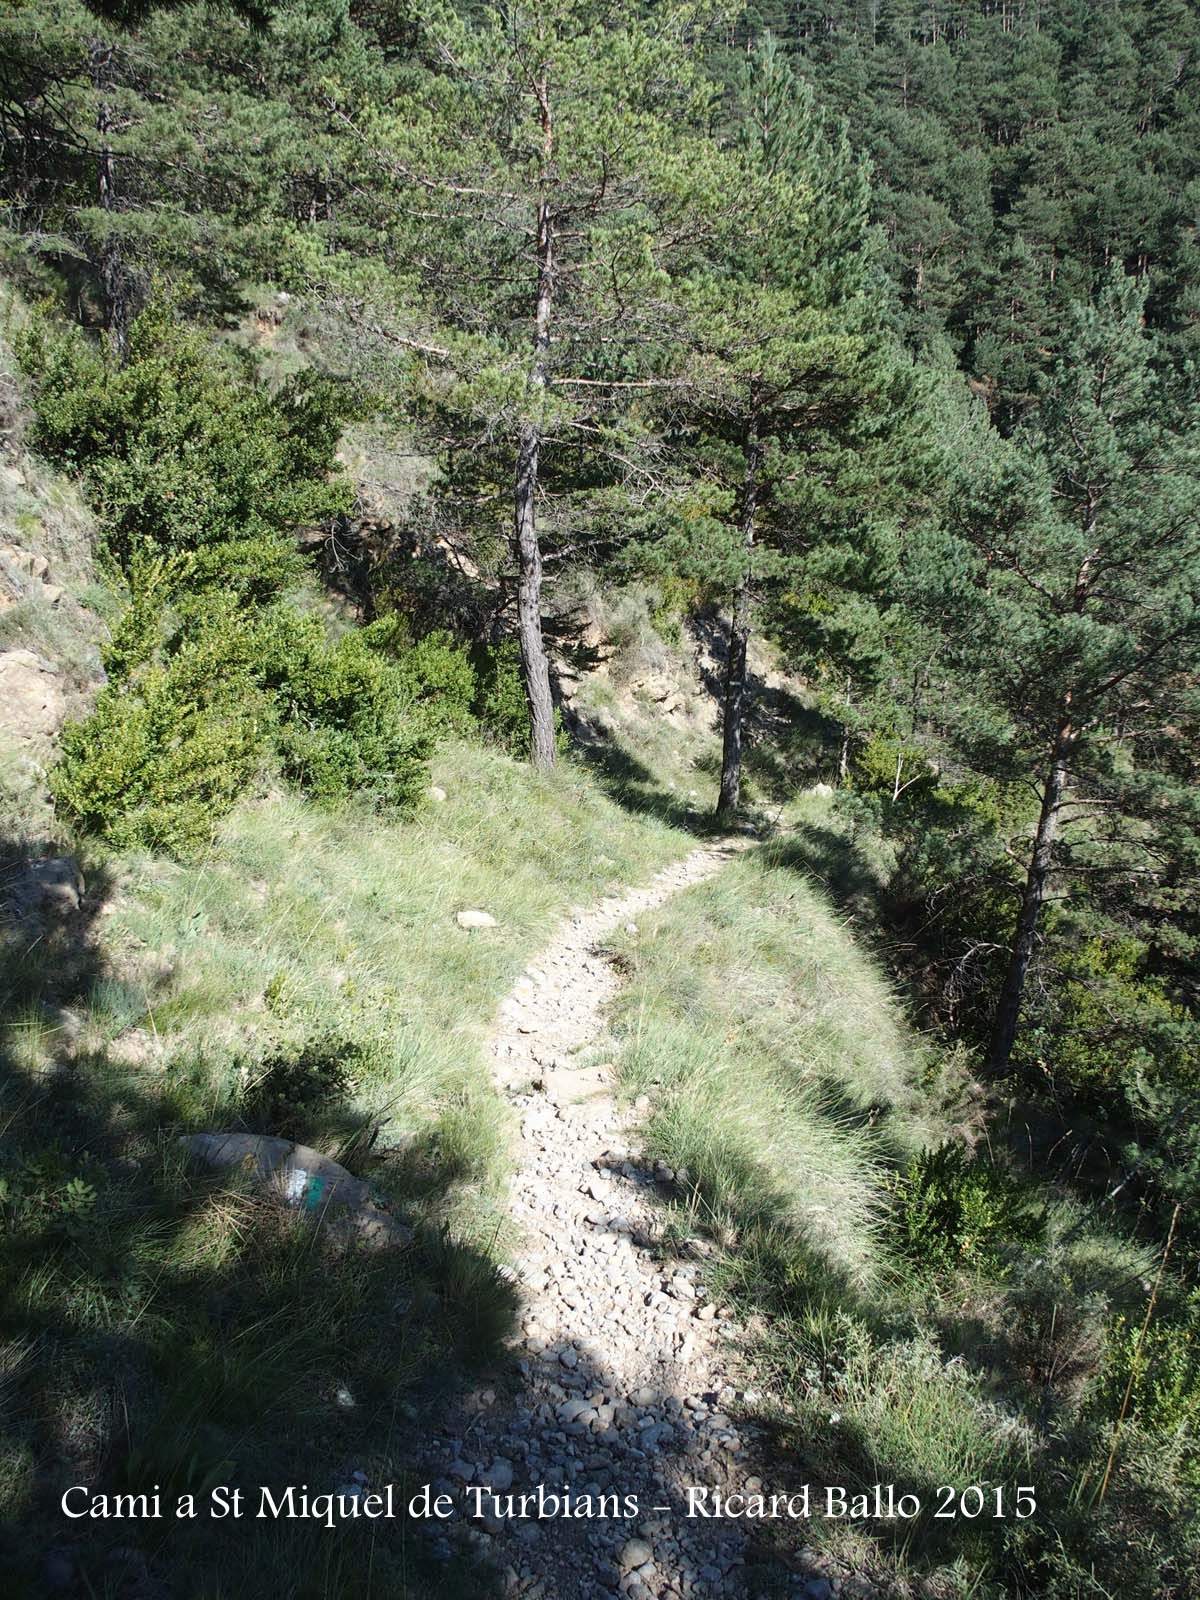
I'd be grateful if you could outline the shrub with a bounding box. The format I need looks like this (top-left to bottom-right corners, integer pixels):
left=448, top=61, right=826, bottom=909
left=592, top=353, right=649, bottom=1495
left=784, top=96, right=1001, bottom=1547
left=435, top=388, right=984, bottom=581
left=891, top=1141, right=1046, bottom=1275
left=1023, top=936, right=1199, bottom=1114
left=50, top=621, right=271, bottom=855
left=363, top=619, right=538, bottom=753
left=366, top=622, right=479, bottom=737
left=99, top=553, right=180, bottom=683
left=649, top=573, right=703, bottom=645
left=851, top=734, right=936, bottom=800
left=17, top=302, right=352, bottom=592
left=255, top=609, right=430, bottom=810
left=238, top=1037, right=369, bottom=1148
left=470, top=638, right=534, bottom=752
left=1093, top=1289, right=1200, bottom=1458
left=833, top=765, right=1022, bottom=1037
left=21, top=305, right=439, bottom=848
left=53, top=599, right=430, bottom=852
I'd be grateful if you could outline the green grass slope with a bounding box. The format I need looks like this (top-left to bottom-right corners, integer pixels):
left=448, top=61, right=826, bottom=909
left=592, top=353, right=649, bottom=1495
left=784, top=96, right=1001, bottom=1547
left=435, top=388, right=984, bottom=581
left=0, top=739, right=688, bottom=1599
left=611, top=844, right=953, bottom=1287
left=607, top=833, right=1183, bottom=1599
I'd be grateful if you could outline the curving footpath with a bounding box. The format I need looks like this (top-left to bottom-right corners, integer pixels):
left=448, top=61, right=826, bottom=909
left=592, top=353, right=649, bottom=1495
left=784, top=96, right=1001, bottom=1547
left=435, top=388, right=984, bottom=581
left=420, top=842, right=868, bottom=1600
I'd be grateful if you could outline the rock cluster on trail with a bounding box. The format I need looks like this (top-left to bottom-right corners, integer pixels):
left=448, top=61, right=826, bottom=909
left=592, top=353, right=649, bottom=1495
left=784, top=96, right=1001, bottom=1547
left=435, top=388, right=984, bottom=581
left=418, top=846, right=877, bottom=1600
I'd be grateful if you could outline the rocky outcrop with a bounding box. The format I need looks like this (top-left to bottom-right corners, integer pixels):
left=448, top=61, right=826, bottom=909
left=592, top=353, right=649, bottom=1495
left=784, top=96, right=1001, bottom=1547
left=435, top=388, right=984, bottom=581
left=0, top=541, right=65, bottom=612
left=0, top=647, right=67, bottom=749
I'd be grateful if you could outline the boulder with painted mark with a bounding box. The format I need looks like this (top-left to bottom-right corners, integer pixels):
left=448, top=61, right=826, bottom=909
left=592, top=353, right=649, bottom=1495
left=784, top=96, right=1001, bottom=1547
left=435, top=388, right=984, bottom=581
left=180, top=1132, right=412, bottom=1248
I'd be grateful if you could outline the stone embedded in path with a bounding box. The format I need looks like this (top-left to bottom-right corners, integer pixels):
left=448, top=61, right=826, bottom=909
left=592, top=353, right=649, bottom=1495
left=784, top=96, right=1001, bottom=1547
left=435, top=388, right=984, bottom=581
left=618, top=1538, right=654, bottom=1573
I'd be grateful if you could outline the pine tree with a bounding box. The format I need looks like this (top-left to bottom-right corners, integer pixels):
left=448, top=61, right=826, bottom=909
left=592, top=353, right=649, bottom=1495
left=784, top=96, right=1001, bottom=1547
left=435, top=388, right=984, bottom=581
left=668, top=37, right=914, bottom=815
left=339, top=0, right=727, bottom=766
left=0, top=0, right=338, bottom=340
left=955, top=276, right=1200, bottom=1074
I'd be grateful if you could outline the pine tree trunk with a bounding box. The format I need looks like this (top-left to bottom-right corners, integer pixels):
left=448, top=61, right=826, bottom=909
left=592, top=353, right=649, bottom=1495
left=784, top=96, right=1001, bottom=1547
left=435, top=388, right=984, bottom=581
left=838, top=674, right=852, bottom=784
left=516, top=412, right=556, bottom=768
left=91, top=39, right=129, bottom=363
left=514, top=111, right=557, bottom=770
left=716, top=397, right=760, bottom=819
left=987, top=715, right=1074, bottom=1074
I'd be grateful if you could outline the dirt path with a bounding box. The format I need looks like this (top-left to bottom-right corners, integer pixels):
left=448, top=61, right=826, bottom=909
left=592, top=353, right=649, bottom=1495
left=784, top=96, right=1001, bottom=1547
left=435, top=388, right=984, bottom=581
left=418, top=843, right=854, bottom=1599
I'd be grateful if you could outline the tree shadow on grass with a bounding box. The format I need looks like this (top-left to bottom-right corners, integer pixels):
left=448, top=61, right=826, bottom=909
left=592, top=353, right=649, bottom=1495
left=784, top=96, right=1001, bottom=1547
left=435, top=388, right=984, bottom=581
left=556, top=608, right=842, bottom=840
left=0, top=834, right=516, bottom=1600
left=687, top=614, right=844, bottom=799
left=764, top=832, right=887, bottom=931
left=596, top=1133, right=1016, bottom=1584
left=565, top=723, right=730, bottom=836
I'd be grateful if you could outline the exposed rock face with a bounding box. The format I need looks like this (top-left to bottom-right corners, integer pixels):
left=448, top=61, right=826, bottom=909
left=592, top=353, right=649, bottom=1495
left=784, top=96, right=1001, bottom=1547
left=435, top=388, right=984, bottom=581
left=0, top=648, right=66, bottom=748
left=180, top=1132, right=412, bottom=1249
left=0, top=542, right=64, bottom=611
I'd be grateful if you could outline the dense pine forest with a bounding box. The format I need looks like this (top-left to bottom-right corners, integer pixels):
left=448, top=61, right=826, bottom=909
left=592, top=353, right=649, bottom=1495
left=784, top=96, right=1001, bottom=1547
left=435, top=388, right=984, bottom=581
left=2, top=3, right=1199, bottom=1598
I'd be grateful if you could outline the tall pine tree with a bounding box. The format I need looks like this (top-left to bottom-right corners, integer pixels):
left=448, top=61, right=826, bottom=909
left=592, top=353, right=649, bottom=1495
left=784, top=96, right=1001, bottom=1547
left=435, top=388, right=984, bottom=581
left=668, top=37, right=914, bottom=814
left=952, top=276, right=1200, bottom=1073
left=342, top=0, right=728, bottom=765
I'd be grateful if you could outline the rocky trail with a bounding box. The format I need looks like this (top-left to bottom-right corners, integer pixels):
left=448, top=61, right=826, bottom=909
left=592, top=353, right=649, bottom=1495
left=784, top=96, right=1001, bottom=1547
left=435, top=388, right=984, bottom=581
left=418, top=844, right=862, bottom=1600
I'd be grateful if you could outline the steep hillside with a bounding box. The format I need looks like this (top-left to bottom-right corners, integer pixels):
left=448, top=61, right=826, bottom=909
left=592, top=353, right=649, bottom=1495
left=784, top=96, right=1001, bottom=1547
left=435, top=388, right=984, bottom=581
left=3, top=3, right=1199, bottom=1592
left=0, top=740, right=697, bottom=1595
left=0, top=338, right=106, bottom=851
left=0, top=374, right=1190, bottom=1597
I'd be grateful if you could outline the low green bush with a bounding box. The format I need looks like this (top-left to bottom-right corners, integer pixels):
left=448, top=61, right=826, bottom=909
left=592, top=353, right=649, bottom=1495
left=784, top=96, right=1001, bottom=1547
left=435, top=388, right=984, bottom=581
left=17, top=302, right=352, bottom=589
left=364, top=618, right=534, bottom=752
left=21, top=304, right=443, bottom=851
left=238, top=1036, right=367, bottom=1148
left=1093, top=1289, right=1200, bottom=1466
left=257, top=609, right=429, bottom=810
left=890, top=1141, right=1046, bottom=1275
left=469, top=637, right=534, bottom=752
left=368, top=622, right=479, bottom=737
left=50, top=621, right=271, bottom=855
left=1023, top=936, right=1199, bottom=1114
left=54, top=598, right=429, bottom=853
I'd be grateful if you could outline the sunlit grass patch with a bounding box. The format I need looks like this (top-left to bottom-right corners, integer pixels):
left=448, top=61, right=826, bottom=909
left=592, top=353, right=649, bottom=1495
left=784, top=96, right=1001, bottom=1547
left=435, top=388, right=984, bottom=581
left=1, top=734, right=689, bottom=1594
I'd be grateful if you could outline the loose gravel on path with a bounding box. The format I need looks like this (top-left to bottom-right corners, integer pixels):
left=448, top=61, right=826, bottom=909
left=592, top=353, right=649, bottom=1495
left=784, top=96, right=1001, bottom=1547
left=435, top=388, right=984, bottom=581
left=419, top=843, right=866, bottom=1600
